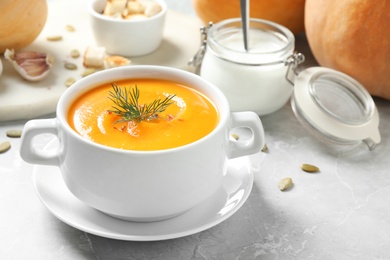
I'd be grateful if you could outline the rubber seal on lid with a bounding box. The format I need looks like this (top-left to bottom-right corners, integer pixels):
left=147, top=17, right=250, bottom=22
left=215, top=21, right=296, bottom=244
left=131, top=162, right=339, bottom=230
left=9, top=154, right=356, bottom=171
left=291, top=67, right=380, bottom=150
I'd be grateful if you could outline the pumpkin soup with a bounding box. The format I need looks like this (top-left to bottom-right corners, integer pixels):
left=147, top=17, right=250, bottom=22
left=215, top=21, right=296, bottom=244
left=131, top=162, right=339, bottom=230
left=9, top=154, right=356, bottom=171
left=67, top=79, right=219, bottom=150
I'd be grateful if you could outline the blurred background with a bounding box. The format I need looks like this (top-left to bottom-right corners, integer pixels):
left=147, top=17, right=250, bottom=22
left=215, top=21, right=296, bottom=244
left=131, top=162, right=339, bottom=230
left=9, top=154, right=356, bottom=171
left=165, top=0, right=195, bottom=16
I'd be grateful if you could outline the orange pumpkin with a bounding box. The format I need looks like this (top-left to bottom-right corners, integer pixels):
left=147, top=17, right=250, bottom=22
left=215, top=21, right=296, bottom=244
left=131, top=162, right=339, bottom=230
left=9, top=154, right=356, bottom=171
left=0, top=0, right=48, bottom=53
left=305, top=0, right=390, bottom=99
left=192, top=0, right=306, bottom=35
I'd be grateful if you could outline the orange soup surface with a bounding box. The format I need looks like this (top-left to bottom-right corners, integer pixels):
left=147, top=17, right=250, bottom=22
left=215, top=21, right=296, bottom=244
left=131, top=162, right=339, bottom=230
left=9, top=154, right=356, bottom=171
left=67, top=79, right=219, bottom=150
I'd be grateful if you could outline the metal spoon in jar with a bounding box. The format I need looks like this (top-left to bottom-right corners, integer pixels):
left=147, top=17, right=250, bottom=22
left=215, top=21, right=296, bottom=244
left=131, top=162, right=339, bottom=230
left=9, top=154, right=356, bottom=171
left=240, top=0, right=249, bottom=51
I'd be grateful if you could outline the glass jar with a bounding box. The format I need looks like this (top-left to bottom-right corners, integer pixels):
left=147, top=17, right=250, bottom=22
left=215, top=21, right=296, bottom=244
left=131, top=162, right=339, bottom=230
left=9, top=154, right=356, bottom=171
left=198, top=18, right=298, bottom=116
left=190, top=19, right=381, bottom=150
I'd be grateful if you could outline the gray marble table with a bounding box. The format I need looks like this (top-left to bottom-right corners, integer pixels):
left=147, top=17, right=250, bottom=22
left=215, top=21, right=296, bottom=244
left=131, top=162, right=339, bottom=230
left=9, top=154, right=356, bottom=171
left=1, top=1, right=390, bottom=259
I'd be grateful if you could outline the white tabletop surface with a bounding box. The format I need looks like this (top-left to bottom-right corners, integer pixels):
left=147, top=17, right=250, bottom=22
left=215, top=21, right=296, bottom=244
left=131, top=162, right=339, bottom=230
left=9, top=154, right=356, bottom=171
left=2, top=1, right=390, bottom=259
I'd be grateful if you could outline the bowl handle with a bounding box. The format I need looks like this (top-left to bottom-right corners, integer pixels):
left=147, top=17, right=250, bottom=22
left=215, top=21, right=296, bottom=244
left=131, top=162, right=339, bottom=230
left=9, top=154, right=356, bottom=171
left=20, top=119, right=61, bottom=166
left=227, top=112, right=265, bottom=159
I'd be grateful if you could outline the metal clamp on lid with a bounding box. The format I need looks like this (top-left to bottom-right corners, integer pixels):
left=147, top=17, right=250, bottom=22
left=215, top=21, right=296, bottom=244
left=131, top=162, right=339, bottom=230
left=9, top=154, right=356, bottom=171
left=285, top=52, right=305, bottom=85
left=188, top=22, right=213, bottom=75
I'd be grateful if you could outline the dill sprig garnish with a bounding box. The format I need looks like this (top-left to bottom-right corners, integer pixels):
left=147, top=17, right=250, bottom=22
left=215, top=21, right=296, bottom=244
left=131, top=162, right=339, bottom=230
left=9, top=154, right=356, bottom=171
left=107, top=83, right=176, bottom=123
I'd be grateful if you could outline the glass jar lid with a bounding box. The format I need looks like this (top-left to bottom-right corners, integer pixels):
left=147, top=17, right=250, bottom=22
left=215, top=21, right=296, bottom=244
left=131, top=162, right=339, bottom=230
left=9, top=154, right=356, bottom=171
left=291, top=67, right=380, bottom=149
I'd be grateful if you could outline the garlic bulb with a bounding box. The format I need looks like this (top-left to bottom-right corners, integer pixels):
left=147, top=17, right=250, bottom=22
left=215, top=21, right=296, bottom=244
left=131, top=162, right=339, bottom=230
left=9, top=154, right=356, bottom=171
left=4, top=49, right=54, bottom=81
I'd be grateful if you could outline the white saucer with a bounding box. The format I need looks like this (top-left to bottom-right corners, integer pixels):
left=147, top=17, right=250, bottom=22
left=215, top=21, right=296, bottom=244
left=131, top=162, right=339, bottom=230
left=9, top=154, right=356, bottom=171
left=32, top=152, right=254, bottom=241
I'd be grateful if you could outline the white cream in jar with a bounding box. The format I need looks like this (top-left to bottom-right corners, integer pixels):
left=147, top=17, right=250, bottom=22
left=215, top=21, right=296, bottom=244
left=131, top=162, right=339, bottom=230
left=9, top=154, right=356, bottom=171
left=200, top=18, right=296, bottom=116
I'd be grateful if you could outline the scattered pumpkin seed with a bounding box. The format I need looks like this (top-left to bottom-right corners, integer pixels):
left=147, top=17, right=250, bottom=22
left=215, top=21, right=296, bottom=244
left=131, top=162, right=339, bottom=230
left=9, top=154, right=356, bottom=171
left=301, top=163, right=320, bottom=173
left=81, top=68, right=98, bottom=77
left=0, top=141, right=11, bottom=153
left=70, top=49, right=80, bottom=58
left=65, top=77, right=76, bottom=87
left=261, top=144, right=268, bottom=153
left=278, top=177, right=293, bottom=191
left=65, top=24, right=75, bottom=32
left=46, top=35, right=63, bottom=41
left=6, top=129, right=22, bottom=138
left=230, top=133, right=239, bottom=140
left=64, top=62, right=78, bottom=70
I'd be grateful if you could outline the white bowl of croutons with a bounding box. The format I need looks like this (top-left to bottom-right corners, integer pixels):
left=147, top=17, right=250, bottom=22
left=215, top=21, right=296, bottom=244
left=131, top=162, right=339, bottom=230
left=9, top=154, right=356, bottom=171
left=88, top=0, right=167, bottom=57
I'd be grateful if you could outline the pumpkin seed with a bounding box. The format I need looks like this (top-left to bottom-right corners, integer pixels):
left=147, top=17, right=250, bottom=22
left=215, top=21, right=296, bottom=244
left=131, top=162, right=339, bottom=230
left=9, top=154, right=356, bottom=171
left=230, top=133, right=239, bottom=140
left=65, top=77, right=76, bottom=87
left=301, top=164, right=320, bottom=173
left=46, top=35, right=63, bottom=41
left=0, top=141, right=11, bottom=153
left=278, top=177, right=293, bottom=191
left=261, top=144, right=268, bottom=153
left=81, top=68, right=98, bottom=77
left=64, top=63, right=78, bottom=70
left=6, top=129, right=22, bottom=138
left=70, top=49, right=80, bottom=58
left=65, top=25, right=75, bottom=32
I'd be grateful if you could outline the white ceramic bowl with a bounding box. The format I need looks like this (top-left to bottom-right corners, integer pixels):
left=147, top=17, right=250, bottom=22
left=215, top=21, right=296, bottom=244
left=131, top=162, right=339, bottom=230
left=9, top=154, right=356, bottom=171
left=88, top=0, right=167, bottom=56
left=20, top=66, right=265, bottom=222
